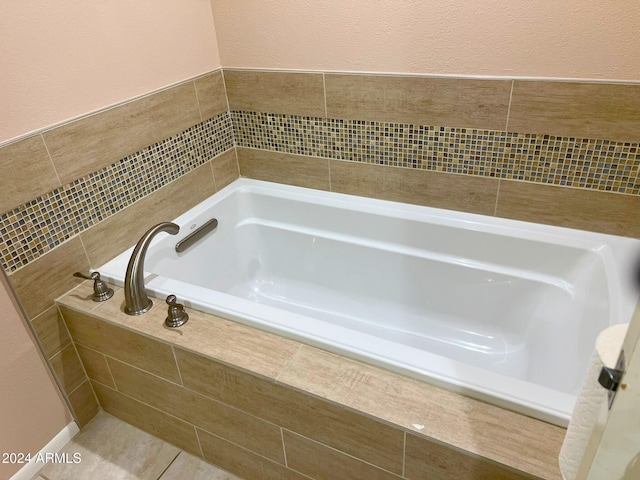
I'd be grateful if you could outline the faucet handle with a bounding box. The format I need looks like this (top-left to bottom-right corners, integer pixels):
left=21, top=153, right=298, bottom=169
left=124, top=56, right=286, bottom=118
left=73, top=271, right=115, bottom=302
left=165, top=295, right=189, bottom=328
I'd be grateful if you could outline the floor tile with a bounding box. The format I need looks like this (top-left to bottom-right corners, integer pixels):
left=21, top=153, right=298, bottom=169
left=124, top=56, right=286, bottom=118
left=39, top=411, right=179, bottom=480
left=159, top=451, right=243, bottom=480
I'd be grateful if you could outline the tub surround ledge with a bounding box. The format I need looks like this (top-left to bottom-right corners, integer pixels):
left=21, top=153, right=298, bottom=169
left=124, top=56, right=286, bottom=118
left=57, top=281, right=564, bottom=480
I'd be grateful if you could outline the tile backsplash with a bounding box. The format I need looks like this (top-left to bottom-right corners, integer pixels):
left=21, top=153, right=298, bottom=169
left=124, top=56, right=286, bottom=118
left=2, top=69, right=639, bottom=277
left=232, top=111, right=640, bottom=193
left=0, top=113, right=233, bottom=272
left=1, top=67, right=639, bottom=433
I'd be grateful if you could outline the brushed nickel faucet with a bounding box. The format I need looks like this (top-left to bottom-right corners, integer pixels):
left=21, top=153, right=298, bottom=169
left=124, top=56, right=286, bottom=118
left=124, top=222, right=180, bottom=315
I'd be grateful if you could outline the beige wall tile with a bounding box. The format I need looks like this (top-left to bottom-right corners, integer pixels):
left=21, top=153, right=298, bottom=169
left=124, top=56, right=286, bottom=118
left=80, top=160, right=217, bottom=267
left=197, top=428, right=308, bottom=480
left=0, top=135, right=61, bottom=213
left=237, top=147, right=330, bottom=190
left=496, top=180, right=640, bottom=237
left=60, top=305, right=181, bottom=383
left=330, top=160, right=499, bottom=215
left=211, top=148, right=239, bottom=190
left=194, top=70, right=229, bottom=120
left=283, top=430, right=403, bottom=480
left=175, top=347, right=405, bottom=474
left=31, top=305, right=71, bottom=357
left=325, top=74, right=511, bottom=130
left=43, top=82, right=201, bottom=184
left=92, top=381, right=201, bottom=456
left=507, top=81, right=640, bottom=142
left=76, top=344, right=115, bottom=388
left=225, top=70, right=325, bottom=117
left=405, top=433, right=535, bottom=480
left=67, top=379, right=99, bottom=428
left=9, top=237, right=89, bottom=319
left=278, top=345, right=564, bottom=480
left=49, top=343, right=87, bottom=394
left=107, top=358, right=285, bottom=463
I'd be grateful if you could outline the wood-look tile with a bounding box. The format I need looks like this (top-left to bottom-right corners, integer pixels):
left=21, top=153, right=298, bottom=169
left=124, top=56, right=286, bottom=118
left=49, top=343, right=87, bottom=394
left=195, top=70, right=229, bottom=120
left=507, top=81, right=640, bottom=142
left=40, top=410, right=178, bottom=480
left=279, top=345, right=564, bottom=480
left=31, top=305, right=71, bottom=357
left=43, top=82, right=201, bottom=184
left=496, top=180, right=640, bottom=237
left=283, top=430, right=402, bottom=480
left=405, top=433, right=536, bottom=480
left=9, top=237, right=89, bottom=319
left=325, top=74, right=511, bottom=130
left=175, top=347, right=405, bottom=474
left=86, top=288, right=300, bottom=380
left=211, top=148, right=239, bottom=191
left=197, top=428, right=308, bottom=480
left=92, top=381, right=201, bottom=456
left=237, top=147, right=330, bottom=190
left=76, top=344, right=115, bottom=388
left=160, top=452, right=243, bottom=480
left=60, top=305, right=181, bottom=383
left=107, top=358, right=285, bottom=464
left=67, top=379, right=99, bottom=428
left=80, top=161, right=216, bottom=267
left=0, top=135, right=60, bottom=213
left=330, top=160, right=499, bottom=215
left=225, top=70, right=325, bottom=117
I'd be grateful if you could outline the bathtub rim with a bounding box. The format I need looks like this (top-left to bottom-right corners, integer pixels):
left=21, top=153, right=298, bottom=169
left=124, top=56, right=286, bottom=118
left=97, top=178, right=640, bottom=428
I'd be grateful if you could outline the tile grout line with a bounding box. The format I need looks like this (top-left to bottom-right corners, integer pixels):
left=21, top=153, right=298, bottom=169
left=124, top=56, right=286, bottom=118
left=274, top=344, right=303, bottom=382
left=40, top=133, right=63, bottom=187
left=280, top=427, right=289, bottom=467
left=192, top=80, right=204, bottom=123
left=494, top=178, right=502, bottom=216
left=505, top=80, right=514, bottom=132
left=171, top=346, right=185, bottom=386
left=402, top=431, right=406, bottom=478
left=322, top=72, right=328, bottom=118
left=194, top=427, right=206, bottom=460
left=156, top=451, right=181, bottom=480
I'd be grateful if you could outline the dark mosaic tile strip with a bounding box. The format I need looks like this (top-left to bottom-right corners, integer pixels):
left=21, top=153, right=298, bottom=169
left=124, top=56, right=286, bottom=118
left=231, top=111, right=640, bottom=194
left=0, top=113, right=233, bottom=273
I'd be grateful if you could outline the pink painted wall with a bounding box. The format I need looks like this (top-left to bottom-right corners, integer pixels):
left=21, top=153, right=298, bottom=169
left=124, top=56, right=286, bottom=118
left=0, top=273, right=72, bottom=479
left=210, top=0, right=640, bottom=81
left=0, top=0, right=221, bottom=144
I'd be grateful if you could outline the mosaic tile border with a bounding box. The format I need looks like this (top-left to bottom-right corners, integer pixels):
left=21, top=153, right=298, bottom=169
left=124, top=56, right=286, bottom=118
left=231, top=111, right=640, bottom=194
left=0, top=112, right=233, bottom=272
left=3, top=108, right=639, bottom=273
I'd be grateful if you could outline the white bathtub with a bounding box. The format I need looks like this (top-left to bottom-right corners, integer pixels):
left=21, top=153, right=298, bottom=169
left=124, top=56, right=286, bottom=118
left=98, top=179, right=640, bottom=426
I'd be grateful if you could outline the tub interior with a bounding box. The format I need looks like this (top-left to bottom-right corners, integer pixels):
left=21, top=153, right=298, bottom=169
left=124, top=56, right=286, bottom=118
left=101, top=180, right=640, bottom=425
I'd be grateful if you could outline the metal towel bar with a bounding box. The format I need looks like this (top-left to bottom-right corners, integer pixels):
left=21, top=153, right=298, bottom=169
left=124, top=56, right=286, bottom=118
left=175, top=218, right=218, bottom=253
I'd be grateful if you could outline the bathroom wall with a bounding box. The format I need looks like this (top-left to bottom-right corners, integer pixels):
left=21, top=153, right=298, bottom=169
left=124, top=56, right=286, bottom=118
left=0, top=273, right=72, bottom=479
left=0, top=1, right=231, bottom=434
left=210, top=0, right=640, bottom=80
left=226, top=70, right=640, bottom=237
left=0, top=72, right=236, bottom=428
left=0, top=0, right=220, bottom=144
left=1, top=0, right=639, bottom=453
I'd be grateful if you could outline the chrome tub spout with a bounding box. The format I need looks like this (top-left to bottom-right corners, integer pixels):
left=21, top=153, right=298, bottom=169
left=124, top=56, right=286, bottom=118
left=124, top=222, right=180, bottom=315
